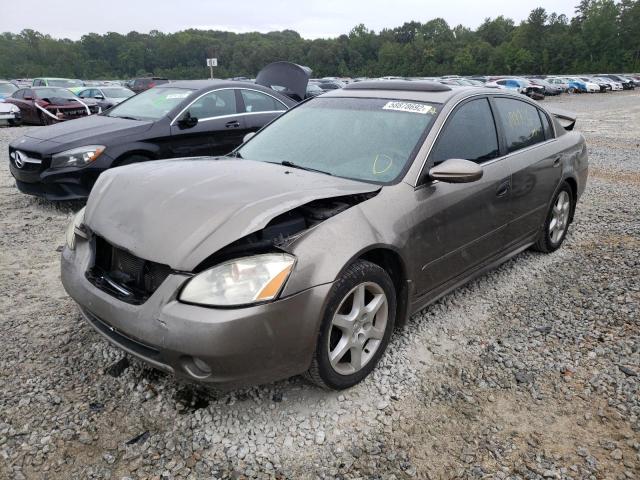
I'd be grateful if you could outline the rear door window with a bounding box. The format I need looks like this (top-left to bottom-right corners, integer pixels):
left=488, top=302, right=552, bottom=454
left=429, top=98, right=499, bottom=165
left=493, top=97, right=545, bottom=153
left=240, top=89, right=287, bottom=113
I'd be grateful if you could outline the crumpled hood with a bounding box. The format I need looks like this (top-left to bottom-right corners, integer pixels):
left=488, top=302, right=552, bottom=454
left=85, top=158, right=379, bottom=270
left=23, top=114, right=153, bottom=144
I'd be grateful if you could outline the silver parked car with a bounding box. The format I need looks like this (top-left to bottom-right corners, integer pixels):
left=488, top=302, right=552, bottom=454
left=61, top=81, right=588, bottom=390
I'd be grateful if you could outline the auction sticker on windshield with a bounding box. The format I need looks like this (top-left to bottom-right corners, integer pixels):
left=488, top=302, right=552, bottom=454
left=166, top=92, right=192, bottom=99
left=383, top=101, right=436, bottom=115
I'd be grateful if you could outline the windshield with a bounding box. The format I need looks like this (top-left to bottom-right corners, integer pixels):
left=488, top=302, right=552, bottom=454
left=35, top=88, right=77, bottom=100
left=102, top=87, right=134, bottom=98
left=106, top=87, right=193, bottom=121
left=237, top=97, right=439, bottom=184
left=0, top=83, right=17, bottom=96
left=48, top=79, right=83, bottom=87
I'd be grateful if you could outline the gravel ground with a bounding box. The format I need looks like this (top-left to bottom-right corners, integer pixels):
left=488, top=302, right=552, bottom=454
left=0, top=91, right=638, bottom=480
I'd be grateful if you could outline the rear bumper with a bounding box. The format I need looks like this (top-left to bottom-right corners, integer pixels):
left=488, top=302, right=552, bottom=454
left=61, top=239, right=331, bottom=387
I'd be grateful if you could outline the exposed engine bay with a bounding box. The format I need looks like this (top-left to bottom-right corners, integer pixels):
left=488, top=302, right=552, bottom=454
left=195, top=191, right=378, bottom=271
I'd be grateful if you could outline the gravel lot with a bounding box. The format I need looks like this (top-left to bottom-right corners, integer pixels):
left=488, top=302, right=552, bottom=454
left=1, top=92, right=638, bottom=480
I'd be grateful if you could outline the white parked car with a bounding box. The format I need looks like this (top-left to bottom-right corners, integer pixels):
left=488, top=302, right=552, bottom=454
left=0, top=99, right=21, bottom=126
left=594, top=77, right=623, bottom=91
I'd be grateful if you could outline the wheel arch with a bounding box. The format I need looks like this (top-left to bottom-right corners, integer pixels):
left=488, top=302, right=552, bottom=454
left=112, top=149, right=157, bottom=167
left=563, top=175, right=578, bottom=222
left=355, top=245, right=411, bottom=328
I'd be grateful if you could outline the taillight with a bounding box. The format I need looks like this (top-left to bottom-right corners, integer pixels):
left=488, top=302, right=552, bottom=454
left=148, top=82, right=155, bottom=88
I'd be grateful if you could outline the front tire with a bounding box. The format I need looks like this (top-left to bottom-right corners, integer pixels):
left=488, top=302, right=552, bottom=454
left=38, top=111, right=53, bottom=126
left=115, top=154, right=151, bottom=167
left=305, top=260, right=396, bottom=390
left=532, top=182, right=574, bottom=253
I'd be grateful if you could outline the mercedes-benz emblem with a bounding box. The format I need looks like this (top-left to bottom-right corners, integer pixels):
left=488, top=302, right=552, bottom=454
left=14, top=151, right=25, bottom=169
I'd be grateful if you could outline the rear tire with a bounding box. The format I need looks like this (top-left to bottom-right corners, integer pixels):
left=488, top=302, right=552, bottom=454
left=305, top=260, right=396, bottom=390
left=532, top=182, right=574, bottom=253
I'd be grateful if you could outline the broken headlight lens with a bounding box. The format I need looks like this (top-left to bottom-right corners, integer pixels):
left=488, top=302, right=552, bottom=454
left=179, top=253, right=295, bottom=307
left=65, top=207, right=85, bottom=250
left=51, top=145, right=105, bottom=169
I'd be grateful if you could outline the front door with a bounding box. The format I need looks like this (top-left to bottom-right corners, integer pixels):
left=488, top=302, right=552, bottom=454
left=169, top=88, right=246, bottom=157
left=410, top=97, right=512, bottom=296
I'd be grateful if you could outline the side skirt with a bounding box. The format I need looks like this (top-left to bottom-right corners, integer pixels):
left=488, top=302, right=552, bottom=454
left=408, top=238, right=536, bottom=316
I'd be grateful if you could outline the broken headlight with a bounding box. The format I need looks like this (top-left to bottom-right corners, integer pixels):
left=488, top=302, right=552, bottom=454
left=51, top=145, right=105, bottom=169
left=179, top=253, right=295, bottom=307
left=65, top=207, right=86, bottom=250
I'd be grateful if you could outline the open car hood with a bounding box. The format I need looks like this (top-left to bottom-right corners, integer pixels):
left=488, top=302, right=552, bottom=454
left=256, top=61, right=312, bottom=102
left=85, top=158, right=379, bottom=271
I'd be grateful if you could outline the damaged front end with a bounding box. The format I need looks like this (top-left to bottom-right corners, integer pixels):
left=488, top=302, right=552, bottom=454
left=78, top=159, right=381, bottom=305
left=195, top=192, right=378, bottom=272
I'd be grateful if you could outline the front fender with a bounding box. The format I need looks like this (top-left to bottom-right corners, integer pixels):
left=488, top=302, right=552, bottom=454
left=281, top=186, right=413, bottom=297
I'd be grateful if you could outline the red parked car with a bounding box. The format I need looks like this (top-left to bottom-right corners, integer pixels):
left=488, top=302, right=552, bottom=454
left=4, top=87, right=99, bottom=125
left=129, top=77, right=169, bottom=94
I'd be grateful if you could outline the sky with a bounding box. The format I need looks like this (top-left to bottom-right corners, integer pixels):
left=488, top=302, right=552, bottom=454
left=0, top=0, right=580, bottom=40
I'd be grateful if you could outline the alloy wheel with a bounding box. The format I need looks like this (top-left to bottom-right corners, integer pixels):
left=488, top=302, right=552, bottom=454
left=327, top=282, right=388, bottom=375
left=549, top=190, right=571, bottom=243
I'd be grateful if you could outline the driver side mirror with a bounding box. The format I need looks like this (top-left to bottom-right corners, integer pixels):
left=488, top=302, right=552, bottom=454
left=94, top=94, right=104, bottom=100
left=177, top=111, right=198, bottom=129
left=428, top=158, right=483, bottom=183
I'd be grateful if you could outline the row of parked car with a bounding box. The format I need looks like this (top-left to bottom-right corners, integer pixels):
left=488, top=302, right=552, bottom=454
left=3, top=70, right=636, bottom=127
left=345, top=74, right=638, bottom=99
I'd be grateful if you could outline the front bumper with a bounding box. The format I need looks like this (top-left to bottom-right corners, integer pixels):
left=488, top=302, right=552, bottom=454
left=61, top=239, right=332, bottom=387
left=0, top=110, right=20, bottom=124
left=9, top=148, right=113, bottom=201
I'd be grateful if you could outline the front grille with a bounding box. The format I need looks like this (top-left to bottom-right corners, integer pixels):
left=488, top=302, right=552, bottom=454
left=87, top=236, right=172, bottom=304
left=9, top=148, right=47, bottom=172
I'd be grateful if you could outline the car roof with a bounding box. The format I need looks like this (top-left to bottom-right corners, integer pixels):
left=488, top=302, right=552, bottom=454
left=165, top=79, right=296, bottom=97
left=35, top=77, right=79, bottom=80
left=325, top=81, right=498, bottom=104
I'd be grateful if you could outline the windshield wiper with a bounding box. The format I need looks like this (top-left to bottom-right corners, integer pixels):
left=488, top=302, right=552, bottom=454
left=111, top=115, right=142, bottom=121
left=278, top=160, right=332, bottom=176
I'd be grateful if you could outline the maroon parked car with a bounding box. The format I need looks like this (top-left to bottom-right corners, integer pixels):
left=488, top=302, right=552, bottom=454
left=5, top=87, right=99, bottom=125
left=129, top=77, right=169, bottom=94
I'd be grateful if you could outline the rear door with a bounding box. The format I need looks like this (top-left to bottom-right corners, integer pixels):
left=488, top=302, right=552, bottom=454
left=491, top=96, right=562, bottom=243
left=411, top=96, right=512, bottom=295
left=169, top=88, right=246, bottom=157
left=237, top=88, right=288, bottom=133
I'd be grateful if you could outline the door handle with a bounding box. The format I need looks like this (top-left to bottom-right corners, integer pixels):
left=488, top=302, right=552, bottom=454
left=496, top=181, right=510, bottom=198
left=225, top=120, right=240, bottom=128
left=553, top=156, right=561, bottom=167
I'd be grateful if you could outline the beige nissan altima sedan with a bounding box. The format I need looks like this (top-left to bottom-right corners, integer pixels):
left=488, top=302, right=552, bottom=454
left=61, top=81, right=588, bottom=390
